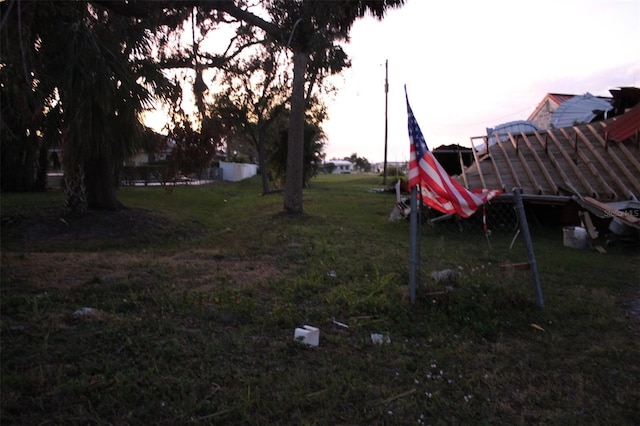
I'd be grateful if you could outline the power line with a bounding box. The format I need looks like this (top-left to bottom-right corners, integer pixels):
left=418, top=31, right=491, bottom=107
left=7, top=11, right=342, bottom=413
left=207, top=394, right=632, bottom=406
left=440, top=104, right=534, bottom=128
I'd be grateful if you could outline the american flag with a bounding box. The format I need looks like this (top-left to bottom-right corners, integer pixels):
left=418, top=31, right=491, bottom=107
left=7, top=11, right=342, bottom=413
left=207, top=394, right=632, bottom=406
left=407, top=94, right=501, bottom=218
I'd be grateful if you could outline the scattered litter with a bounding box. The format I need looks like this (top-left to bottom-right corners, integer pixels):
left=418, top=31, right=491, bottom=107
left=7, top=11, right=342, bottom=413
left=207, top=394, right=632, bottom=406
left=294, top=325, right=320, bottom=346
left=509, top=229, right=521, bottom=250
left=327, top=270, right=337, bottom=278
left=332, top=319, right=349, bottom=329
left=370, top=187, right=391, bottom=193
left=371, top=333, right=391, bottom=345
left=530, top=323, right=545, bottom=332
left=430, top=269, right=458, bottom=282
left=388, top=180, right=411, bottom=221
left=500, top=262, right=531, bottom=271
left=388, top=201, right=411, bottom=221
left=563, top=226, right=591, bottom=250
left=382, top=388, right=416, bottom=404
left=425, top=286, right=454, bottom=297
left=73, top=307, right=95, bottom=316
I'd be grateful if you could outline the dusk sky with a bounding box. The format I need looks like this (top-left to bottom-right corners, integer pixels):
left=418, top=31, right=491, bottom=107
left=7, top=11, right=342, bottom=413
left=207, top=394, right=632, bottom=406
left=142, top=1, right=639, bottom=165
left=323, top=0, right=640, bottom=164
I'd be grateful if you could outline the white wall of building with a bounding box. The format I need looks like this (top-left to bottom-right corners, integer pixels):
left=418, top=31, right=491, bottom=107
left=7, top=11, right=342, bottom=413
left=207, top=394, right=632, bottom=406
left=324, top=160, right=353, bottom=174
left=220, top=161, right=258, bottom=182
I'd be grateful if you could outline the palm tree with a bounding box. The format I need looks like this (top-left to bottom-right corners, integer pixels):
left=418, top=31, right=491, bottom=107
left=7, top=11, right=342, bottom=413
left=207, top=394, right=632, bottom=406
left=51, top=3, right=158, bottom=212
left=6, top=0, right=405, bottom=215
left=14, top=2, right=177, bottom=213
left=3, top=0, right=186, bottom=213
left=0, top=1, right=54, bottom=192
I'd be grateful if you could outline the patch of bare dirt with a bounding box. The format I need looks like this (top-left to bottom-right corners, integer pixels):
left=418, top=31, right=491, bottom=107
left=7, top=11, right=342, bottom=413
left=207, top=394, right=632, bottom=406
left=1, top=209, right=286, bottom=292
left=625, top=289, right=640, bottom=318
left=1, top=250, right=286, bottom=292
left=2, top=208, right=175, bottom=241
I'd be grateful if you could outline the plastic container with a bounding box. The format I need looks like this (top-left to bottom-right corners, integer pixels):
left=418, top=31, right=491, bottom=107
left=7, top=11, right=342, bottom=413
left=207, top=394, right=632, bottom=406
left=294, top=325, right=319, bottom=346
left=563, top=226, right=591, bottom=249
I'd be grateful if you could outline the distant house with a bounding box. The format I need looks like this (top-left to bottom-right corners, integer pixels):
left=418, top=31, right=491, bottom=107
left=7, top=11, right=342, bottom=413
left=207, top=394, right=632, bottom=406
left=372, top=161, right=408, bottom=175
left=527, top=92, right=613, bottom=130
left=528, top=93, right=576, bottom=129
left=323, top=160, right=353, bottom=174
left=125, top=134, right=174, bottom=167
left=127, top=149, right=171, bottom=167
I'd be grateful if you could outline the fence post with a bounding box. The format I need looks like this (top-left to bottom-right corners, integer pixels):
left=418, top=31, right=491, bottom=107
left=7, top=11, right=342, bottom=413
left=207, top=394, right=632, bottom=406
left=409, top=186, right=419, bottom=303
left=513, top=188, right=545, bottom=308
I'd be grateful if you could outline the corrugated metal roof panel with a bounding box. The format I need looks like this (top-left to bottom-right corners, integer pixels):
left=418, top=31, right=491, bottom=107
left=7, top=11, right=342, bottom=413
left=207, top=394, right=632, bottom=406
left=604, top=103, right=640, bottom=142
left=551, top=93, right=613, bottom=128
left=478, top=120, right=539, bottom=151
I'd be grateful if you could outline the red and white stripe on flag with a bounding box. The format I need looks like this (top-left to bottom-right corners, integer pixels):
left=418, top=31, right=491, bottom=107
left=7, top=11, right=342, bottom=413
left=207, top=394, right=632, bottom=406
left=407, top=93, right=501, bottom=218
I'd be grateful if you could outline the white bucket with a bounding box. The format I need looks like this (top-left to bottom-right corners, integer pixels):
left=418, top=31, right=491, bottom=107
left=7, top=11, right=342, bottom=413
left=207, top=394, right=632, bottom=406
left=563, top=226, right=591, bottom=249
left=294, top=325, right=319, bottom=346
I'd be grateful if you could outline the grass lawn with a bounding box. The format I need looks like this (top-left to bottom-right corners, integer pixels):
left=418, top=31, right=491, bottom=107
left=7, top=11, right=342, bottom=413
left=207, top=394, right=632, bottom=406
left=1, top=174, right=639, bottom=425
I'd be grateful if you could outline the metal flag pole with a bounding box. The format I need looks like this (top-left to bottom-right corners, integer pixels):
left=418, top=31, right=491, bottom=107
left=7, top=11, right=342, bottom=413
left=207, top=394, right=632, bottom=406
left=409, top=185, right=419, bottom=303
left=513, top=187, right=544, bottom=308
left=383, top=59, right=389, bottom=185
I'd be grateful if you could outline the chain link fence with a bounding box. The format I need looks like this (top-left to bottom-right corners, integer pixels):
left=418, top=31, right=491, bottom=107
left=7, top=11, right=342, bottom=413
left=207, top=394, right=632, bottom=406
left=404, top=195, right=547, bottom=308
left=419, top=200, right=521, bottom=236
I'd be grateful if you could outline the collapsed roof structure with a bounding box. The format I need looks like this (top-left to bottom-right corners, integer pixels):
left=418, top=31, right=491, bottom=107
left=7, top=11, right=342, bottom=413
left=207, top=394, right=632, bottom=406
left=454, top=87, right=640, bottom=240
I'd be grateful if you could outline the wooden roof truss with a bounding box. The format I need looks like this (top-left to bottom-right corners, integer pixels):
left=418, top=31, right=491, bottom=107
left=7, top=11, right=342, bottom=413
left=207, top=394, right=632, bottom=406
left=458, top=119, right=640, bottom=203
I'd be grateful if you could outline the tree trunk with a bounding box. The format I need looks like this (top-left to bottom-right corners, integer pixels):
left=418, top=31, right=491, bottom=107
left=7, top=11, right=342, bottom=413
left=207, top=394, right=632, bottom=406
left=63, top=164, right=88, bottom=216
left=283, top=50, right=308, bottom=214
left=257, top=124, right=270, bottom=195
left=84, top=156, right=123, bottom=210
left=36, top=141, right=49, bottom=191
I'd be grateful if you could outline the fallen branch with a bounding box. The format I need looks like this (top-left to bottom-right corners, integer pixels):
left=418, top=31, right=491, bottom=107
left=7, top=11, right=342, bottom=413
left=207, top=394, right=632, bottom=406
left=382, top=388, right=416, bottom=404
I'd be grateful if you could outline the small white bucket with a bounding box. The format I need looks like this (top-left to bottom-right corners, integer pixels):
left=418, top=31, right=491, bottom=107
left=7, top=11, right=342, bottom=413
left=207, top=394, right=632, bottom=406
left=563, top=226, right=591, bottom=249
left=294, top=325, right=319, bottom=346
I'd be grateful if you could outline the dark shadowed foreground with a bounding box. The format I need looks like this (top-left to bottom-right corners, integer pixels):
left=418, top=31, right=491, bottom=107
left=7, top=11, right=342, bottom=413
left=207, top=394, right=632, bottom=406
left=1, top=176, right=639, bottom=425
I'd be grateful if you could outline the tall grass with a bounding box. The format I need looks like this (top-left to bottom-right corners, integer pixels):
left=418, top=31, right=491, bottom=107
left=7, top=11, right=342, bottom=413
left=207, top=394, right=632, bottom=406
left=1, top=174, right=639, bottom=425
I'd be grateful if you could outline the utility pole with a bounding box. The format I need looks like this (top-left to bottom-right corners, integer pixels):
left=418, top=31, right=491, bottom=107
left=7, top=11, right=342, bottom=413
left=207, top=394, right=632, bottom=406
left=383, top=59, right=389, bottom=185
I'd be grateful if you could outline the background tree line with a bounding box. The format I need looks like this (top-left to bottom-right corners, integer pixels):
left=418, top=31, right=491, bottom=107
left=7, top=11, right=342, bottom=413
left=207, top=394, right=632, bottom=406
left=1, top=0, right=405, bottom=215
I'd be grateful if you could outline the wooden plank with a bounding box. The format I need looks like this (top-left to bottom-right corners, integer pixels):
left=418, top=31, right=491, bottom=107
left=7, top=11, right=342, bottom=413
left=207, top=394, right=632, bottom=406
left=488, top=148, right=506, bottom=191
left=560, top=127, right=618, bottom=199
left=583, top=196, right=639, bottom=224
left=494, top=133, right=521, bottom=190
left=579, top=211, right=599, bottom=239
left=508, top=133, right=543, bottom=194
left=458, top=147, right=468, bottom=188
left=587, top=123, right=640, bottom=180
left=587, top=122, right=640, bottom=173
left=573, top=126, right=636, bottom=199
left=617, top=143, right=640, bottom=173
left=546, top=129, right=601, bottom=198
left=469, top=136, right=487, bottom=189
left=578, top=211, right=606, bottom=253
left=521, top=132, right=559, bottom=194
left=533, top=130, right=577, bottom=195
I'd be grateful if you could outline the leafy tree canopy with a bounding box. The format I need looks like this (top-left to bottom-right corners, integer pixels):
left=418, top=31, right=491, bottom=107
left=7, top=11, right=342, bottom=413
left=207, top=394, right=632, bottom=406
left=2, top=0, right=405, bottom=215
